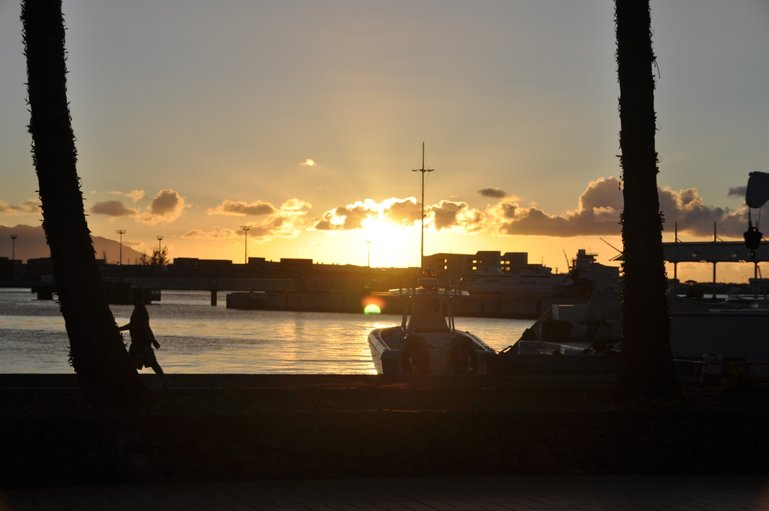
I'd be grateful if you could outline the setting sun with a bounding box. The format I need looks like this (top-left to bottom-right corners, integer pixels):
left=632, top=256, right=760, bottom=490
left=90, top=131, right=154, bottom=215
left=360, top=216, right=421, bottom=268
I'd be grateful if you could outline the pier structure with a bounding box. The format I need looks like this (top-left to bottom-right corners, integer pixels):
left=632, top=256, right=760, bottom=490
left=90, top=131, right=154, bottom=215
left=105, top=277, right=294, bottom=306
left=662, top=240, right=769, bottom=298
left=5, top=256, right=417, bottom=307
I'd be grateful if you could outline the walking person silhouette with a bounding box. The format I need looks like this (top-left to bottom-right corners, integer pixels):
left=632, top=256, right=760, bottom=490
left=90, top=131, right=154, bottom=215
left=120, top=289, right=168, bottom=388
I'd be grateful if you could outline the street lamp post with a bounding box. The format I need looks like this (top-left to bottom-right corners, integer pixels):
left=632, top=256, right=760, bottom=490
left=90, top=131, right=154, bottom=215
left=156, top=236, right=163, bottom=264
left=411, top=142, right=434, bottom=271
left=116, top=229, right=126, bottom=265
left=241, top=225, right=251, bottom=264
left=10, top=235, right=17, bottom=261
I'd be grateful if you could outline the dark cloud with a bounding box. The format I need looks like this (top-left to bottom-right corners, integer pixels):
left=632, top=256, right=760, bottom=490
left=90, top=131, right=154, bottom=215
left=500, top=203, right=517, bottom=219
left=208, top=199, right=277, bottom=216
left=430, top=200, right=467, bottom=230
left=478, top=187, right=507, bottom=199
left=135, top=189, right=185, bottom=224
left=183, top=228, right=237, bottom=239
left=458, top=208, right=487, bottom=232
left=728, top=186, right=746, bottom=198
left=91, top=200, right=137, bottom=217
left=579, top=176, right=622, bottom=212
left=383, top=198, right=421, bottom=225
left=150, top=189, right=184, bottom=216
left=314, top=219, right=333, bottom=230
left=657, top=185, right=746, bottom=237
left=315, top=202, right=375, bottom=230
left=245, top=217, right=287, bottom=237
left=492, top=176, right=748, bottom=238
left=496, top=177, right=622, bottom=236
left=499, top=207, right=575, bottom=235
left=429, top=200, right=487, bottom=232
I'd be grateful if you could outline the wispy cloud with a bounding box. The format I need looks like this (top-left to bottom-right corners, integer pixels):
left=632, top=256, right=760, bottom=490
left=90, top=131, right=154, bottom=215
left=300, top=158, right=317, bottom=168
left=0, top=198, right=39, bottom=216
left=203, top=198, right=312, bottom=240
left=183, top=228, right=239, bottom=240
left=111, top=189, right=145, bottom=202
left=127, top=189, right=145, bottom=202
left=91, top=200, right=137, bottom=217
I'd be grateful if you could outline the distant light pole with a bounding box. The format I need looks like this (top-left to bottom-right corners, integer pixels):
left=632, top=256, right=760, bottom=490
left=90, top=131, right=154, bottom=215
left=367, top=240, right=371, bottom=268
left=10, top=234, right=17, bottom=261
left=116, top=229, right=126, bottom=265
left=411, top=142, right=435, bottom=271
left=156, top=236, right=163, bottom=260
left=241, top=225, right=251, bottom=264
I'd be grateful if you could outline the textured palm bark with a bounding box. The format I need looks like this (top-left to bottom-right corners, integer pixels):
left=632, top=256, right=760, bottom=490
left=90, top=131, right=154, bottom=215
left=614, top=0, right=678, bottom=400
left=23, top=1, right=148, bottom=407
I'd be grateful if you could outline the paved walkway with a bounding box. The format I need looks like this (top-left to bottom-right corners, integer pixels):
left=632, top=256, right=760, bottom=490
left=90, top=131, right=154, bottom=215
left=3, top=475, right=769, bottom=511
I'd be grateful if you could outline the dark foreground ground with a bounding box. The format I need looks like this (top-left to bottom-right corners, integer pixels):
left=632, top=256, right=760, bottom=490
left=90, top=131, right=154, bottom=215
left=2, top=374, right=769, bottom=489
left=4, top=474, right=769, bottom=510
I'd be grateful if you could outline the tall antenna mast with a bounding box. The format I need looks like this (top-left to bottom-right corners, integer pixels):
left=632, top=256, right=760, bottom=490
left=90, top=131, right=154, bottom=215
left=412, top=142, right=435, bottom=271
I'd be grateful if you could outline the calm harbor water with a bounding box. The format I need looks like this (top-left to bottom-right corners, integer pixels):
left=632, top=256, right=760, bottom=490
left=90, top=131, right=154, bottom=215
left=0, top=288, right=532, bottom=374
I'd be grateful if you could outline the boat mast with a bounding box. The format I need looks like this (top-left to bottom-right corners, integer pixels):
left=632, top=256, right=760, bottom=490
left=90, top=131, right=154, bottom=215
left=412, top=142, right=434, bottom=271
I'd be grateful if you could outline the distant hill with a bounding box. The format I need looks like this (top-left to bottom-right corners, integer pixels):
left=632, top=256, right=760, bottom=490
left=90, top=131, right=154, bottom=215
left=0, top=224, right=144, bottom=264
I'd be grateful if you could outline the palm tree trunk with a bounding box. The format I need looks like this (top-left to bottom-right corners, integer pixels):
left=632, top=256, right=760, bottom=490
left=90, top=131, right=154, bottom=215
left=22, top=0, right=149, bottom=408
left=614, top=0, right=678, bottom=400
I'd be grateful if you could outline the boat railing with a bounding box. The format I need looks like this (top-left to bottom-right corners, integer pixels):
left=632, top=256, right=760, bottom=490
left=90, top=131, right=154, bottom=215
left=386, top=281, right=469, bottom=334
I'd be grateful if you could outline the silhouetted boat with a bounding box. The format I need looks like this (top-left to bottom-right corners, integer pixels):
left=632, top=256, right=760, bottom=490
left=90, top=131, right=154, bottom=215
left=460, top=264, right=572, bottom=295
left=503, top=280, right=769, bottom=380
left=367, top=277, right=496, bottom=375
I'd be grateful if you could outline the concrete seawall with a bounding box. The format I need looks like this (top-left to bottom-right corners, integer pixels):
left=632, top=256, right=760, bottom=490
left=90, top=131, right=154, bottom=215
left=2, top=374, right=768, bottom=486
left=225, top=290, right=560, bottom=318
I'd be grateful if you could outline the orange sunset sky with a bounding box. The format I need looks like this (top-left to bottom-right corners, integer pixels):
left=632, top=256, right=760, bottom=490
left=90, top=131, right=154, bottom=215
left=1, top=1, right=768, bottom=282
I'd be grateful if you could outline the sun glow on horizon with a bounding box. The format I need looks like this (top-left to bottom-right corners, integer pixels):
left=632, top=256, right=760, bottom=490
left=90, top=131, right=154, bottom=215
left=360, top=216, right=420, bottom=268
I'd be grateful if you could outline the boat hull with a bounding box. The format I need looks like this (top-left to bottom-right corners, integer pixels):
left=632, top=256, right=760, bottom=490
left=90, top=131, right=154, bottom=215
left=368, top=326, right=495, bottom=375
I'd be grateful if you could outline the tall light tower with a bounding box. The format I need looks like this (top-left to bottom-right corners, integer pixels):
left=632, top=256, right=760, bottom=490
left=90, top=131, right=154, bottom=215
left=241, top=225, right=251, bottom=264
left=116, top=229, right=126, bottom=265
left=10, top=234, right=17, bottom=261
left=411, top=142, right=434, bottom=271
left=156, top=236, right=163, bottom=262
left=367, top=240, right=371, bottom=268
